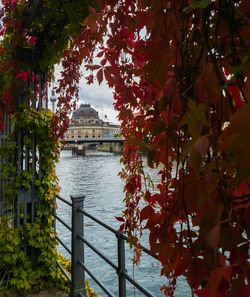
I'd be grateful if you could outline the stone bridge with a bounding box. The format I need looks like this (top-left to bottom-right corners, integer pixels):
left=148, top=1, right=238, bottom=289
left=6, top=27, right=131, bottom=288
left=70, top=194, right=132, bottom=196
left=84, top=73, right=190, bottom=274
left=64, top=136, right=125, bottom=144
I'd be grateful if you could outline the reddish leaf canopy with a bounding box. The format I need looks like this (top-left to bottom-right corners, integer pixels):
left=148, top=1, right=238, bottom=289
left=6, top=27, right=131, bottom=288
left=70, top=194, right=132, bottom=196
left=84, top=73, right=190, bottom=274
left=75, top=1, right=250, bottom=296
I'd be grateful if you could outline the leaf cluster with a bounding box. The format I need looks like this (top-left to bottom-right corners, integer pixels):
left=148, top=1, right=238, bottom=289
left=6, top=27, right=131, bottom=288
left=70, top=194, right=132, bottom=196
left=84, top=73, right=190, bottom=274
left=0, top=109, right=63, bottom=295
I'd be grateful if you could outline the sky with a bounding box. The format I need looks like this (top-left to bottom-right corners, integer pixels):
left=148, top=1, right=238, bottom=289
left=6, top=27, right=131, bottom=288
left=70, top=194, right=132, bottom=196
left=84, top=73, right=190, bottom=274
left=51, top=64, right=119, bottom=124
left=78, top=77, right=118, bottom=124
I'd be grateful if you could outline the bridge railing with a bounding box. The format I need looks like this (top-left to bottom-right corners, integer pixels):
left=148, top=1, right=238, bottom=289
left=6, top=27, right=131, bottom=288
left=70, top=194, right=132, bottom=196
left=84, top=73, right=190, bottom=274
left=64, top=136, right=125, bottom=144
left=54, top=195, right=158, bottom=297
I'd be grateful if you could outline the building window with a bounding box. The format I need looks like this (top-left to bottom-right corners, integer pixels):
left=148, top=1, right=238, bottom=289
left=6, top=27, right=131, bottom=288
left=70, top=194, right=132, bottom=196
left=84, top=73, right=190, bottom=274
left=85, top=135, right=88, bottom=138
left=78, top=135, right=81, bottom=138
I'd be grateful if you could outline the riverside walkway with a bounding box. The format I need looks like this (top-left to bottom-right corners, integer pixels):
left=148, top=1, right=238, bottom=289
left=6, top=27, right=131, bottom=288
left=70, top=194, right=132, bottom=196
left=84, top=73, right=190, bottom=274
left=9, top=289, right=67, bottom=297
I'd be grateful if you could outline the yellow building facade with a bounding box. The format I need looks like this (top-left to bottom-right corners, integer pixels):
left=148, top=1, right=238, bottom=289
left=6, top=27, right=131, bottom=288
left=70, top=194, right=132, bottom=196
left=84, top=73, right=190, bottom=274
left=64, top=104, right=120, bottom=141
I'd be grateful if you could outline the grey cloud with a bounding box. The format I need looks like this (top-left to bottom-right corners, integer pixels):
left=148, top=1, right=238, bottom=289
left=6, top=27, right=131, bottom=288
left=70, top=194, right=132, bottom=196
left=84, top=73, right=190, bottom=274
left=78, top=80, right=115, bottom=108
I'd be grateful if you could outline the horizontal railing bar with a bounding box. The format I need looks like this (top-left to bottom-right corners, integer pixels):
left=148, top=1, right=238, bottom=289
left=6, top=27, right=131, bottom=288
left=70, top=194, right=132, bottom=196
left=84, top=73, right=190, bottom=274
left=54, top=213, right=72, bottom=231
left=123, top=271, right=155, bottom=297
left=56, top=260, right=71, bottom=284
left=140, top=245, right=158, bottom=260
left=79, top=208, right=158, bottom=260
left=56, top=235, right=72, bottom=255
left=117, top=233, right=158, bottom=260
left=78, top=234, right=118, bottom=271
left=57, top=195, right=73, bottom=207
left=78, top=208, right=117, bottom=234
left=54, top=197, right=159, bottom=296
left=78, top=260, right=115, bottom=297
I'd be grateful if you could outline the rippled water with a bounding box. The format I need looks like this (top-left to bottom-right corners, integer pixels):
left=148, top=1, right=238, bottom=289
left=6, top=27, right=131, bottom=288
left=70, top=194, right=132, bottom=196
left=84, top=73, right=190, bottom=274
left=56, top=150, right=191, bottom=297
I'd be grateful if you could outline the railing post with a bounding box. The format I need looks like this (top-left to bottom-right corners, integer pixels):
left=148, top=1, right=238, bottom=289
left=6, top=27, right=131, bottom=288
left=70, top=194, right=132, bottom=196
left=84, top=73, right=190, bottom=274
left=117, top=233, right=126, bottom=297
left=71, top=195, right=86, bottom=297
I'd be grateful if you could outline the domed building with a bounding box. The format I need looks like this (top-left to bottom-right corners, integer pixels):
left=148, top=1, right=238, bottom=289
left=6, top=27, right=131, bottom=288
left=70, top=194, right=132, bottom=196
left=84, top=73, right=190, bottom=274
left=72, top=103, right=99, bottom=123
left=64, top=104, right=120, bottom=141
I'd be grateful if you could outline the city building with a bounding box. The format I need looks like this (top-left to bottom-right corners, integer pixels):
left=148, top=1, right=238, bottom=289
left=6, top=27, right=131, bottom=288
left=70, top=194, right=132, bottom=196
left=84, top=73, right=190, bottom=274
left=64, top=103, right=120, bottom=141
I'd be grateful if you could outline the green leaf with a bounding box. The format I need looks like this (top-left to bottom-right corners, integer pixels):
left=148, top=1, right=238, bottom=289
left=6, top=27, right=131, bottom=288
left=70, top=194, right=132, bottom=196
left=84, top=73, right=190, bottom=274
left=184, top=0, right=212, bottom=12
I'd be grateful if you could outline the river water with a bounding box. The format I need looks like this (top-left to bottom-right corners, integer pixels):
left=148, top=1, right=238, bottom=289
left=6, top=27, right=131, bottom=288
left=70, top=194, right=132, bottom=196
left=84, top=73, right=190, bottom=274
left=56, top=150, right=191, bottom=297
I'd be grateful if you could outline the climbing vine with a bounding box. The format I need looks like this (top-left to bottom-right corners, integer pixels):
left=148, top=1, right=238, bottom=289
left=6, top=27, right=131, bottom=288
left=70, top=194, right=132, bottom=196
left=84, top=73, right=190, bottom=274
left=0, top=108, right=99, bottom=295
left=0, top=108, right=65, bottom=295
left=70, top=1, right=250, bottom=296
left=0, top=0, right=95, bottom=295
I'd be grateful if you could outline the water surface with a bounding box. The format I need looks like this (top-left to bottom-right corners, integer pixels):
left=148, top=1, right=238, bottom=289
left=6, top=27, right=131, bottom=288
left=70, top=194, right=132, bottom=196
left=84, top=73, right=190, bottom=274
left=56, top=150, right=190, bottom=297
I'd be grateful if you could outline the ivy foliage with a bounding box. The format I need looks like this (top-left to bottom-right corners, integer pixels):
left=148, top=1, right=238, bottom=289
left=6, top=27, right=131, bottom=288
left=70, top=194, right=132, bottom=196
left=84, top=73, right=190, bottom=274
left=0, top=108, right=67, bottom=295
left=0, top=0, right=100, bottom=295
left=0, top=94, right=98, bottom=297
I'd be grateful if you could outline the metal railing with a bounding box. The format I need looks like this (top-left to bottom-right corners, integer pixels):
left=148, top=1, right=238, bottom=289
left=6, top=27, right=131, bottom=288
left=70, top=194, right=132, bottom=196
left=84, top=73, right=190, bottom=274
left=54, top=195, right=158, bottom=297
